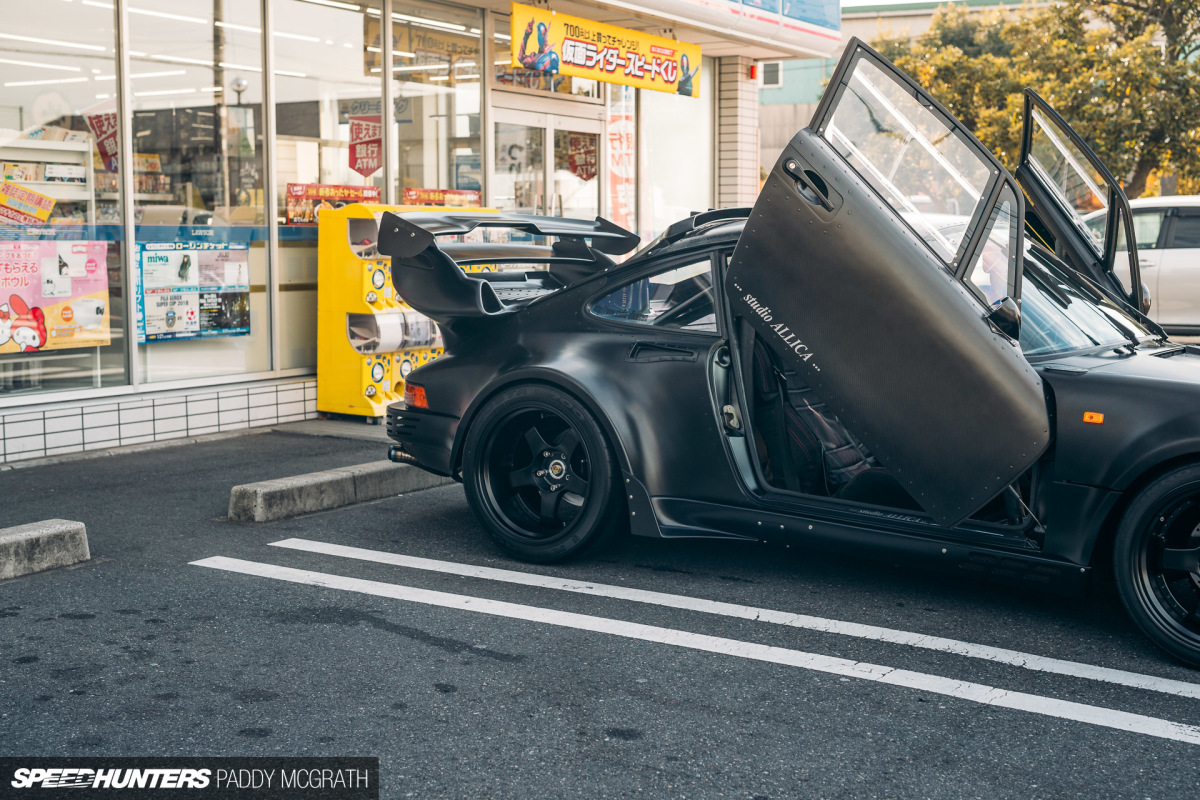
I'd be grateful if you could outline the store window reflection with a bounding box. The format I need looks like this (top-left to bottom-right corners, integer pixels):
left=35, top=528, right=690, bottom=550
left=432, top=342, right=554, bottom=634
left=388, top=1, right=483, bottom=208
left=276, top=0, right=383, bottom=371
left=640, top=56, right=715, bottom=238
left=128, top=0, right=269, bottom=382
left=0, top=0, right=128, bottom=397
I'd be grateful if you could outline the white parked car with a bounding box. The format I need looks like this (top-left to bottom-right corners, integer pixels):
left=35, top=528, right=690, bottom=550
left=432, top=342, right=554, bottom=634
left=1086, top=196, right=1200, bottom=335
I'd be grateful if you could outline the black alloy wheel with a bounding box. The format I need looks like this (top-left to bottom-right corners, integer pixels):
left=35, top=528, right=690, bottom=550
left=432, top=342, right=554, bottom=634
left=1114, top=463, right=1200, bottom=667
left=462, top=384, right=624, bottom=562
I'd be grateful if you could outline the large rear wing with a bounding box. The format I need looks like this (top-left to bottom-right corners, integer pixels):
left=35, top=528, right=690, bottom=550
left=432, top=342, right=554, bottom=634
left=377, top=211, right=639, bottom=345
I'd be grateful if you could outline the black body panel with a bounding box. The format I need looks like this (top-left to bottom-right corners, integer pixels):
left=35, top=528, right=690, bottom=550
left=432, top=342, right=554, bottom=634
left=728, top=129, right=1049, bottom=528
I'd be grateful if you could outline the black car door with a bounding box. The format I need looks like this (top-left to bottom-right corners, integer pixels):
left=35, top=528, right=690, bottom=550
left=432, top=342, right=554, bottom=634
left=1017, top=89, right=1148, bottom=314
left=725, top=38, right=1050, bottom=528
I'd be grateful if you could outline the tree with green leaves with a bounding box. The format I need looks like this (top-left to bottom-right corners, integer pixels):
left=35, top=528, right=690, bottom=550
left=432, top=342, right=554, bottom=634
left=875, top=1, right=1200, bottom=197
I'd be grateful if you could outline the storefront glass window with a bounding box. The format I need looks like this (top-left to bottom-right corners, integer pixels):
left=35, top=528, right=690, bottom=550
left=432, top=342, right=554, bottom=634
left=492, top=14, right=600, bottom=100
left=389, top=0, right=483, bottom=208
left=640, top=56, right=715, bottom=238
left=0, top=1, right=128, bottom=397
left=275, top=0, right=384, bottom=371
left=128, top=0, right=270, bottom=382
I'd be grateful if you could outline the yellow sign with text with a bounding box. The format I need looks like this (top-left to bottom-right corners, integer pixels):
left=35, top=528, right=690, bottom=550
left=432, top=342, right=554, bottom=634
left=510, top=3, right=701, bottom=97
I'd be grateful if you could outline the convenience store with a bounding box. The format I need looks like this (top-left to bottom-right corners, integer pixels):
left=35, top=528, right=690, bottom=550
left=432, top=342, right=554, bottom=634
left=0, top=0, right=839, bottom=463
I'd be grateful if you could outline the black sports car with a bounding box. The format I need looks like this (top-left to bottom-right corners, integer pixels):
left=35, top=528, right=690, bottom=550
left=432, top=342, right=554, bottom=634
left=378, top=40, right=1200, bottom=667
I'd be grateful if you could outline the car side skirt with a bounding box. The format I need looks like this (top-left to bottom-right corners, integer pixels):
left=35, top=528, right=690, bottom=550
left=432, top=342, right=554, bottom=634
left=646, top=496, right=1090, bottom=596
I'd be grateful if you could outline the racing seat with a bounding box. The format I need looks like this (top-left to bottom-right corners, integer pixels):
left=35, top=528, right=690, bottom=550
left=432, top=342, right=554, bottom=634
left=748, top=333, right=921, bottom=512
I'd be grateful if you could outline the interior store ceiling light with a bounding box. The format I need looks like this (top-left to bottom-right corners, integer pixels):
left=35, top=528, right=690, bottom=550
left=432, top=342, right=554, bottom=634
left=275, top=70, right=308, bottom=78
left=302, top=0, right=363, bottom=11
left=4, top=76, right=91, bottom=87
left=218, top=61, right=262, bottom=73
left=0, top=32, right=106, bottom=52
left=94, top=69, right=187, bottom=80
left=393, top=63, right=449, bottom=72
left=392, top=13, right=468, bottom=32
left=0, top=57, right=81, bottom=72
left=134, top=86, right=222, bottom=97
left=138, top=53, right=212, bottom=67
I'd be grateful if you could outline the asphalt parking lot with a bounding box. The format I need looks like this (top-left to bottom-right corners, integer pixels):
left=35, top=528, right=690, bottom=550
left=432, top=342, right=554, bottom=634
left=2, top=429, right=1200, bottom=799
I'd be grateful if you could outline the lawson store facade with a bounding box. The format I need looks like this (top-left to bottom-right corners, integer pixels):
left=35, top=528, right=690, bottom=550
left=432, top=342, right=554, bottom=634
left=0, top=0, right=839, bottom=464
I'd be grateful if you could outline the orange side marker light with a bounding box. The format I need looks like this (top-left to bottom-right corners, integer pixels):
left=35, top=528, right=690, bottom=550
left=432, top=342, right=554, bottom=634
left=1083, top=411, right=1104, bottom=425
left=404, top=382, right=428, bottom=409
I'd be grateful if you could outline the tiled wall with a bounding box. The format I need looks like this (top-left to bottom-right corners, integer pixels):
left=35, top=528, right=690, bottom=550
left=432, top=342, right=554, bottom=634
left=0, top=378, right=316, bottom=465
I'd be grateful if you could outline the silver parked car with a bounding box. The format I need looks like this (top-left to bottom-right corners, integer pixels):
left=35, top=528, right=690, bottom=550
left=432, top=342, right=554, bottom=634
left=1087, top=196, right=1200, bottom=335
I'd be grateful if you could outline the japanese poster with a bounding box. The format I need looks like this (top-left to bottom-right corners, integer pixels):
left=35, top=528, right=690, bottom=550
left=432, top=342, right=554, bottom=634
left=285, top=184, right=382, bottom=225
left=0, top=240, right=111, bottom=353
left=401, top=188, right=481, bottom=208
left=135, top=242, right=250, bottom=343
left=349, top=116, right=382, bottom=178
left=509, top=3, right=702, bottom=96
left=0, top=181, right=55, bottom=227
left=84, top=103, right=120, bottom=173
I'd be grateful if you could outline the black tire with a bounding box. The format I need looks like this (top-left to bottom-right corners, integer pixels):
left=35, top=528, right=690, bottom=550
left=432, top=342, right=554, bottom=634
left=461, top=384, right=625, bottom=563
left=1113, top=463, right=1200, bottom=667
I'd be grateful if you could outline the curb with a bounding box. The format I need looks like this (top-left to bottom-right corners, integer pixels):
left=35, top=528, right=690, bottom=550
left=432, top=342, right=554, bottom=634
left=0, top=519, right=90, bottom=580
left=228, top=461, right=455, bottom=522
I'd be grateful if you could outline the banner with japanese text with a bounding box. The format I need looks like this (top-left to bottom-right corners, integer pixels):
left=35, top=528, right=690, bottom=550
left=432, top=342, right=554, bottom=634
left=509, top=3, right=702, bottom=96
left=349, top=116, right=382, bottom=178
left=0, top=240, right=111, bottom=353
left=285, top=183, right=382, bottom=224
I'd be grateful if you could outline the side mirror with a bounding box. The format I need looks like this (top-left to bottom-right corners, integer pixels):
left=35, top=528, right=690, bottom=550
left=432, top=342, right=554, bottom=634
left=1139, top=281, right=1152, bottom=314
left=987, top=296, right=1022, bottom=341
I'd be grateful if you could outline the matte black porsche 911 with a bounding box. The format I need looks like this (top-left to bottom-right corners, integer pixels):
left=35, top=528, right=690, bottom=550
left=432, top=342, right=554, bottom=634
left=378, top=40, right=1200, bottom=667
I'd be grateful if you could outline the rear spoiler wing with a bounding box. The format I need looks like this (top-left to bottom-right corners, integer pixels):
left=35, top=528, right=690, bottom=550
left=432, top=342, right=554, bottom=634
left=377, top=211, right=639, bottom=342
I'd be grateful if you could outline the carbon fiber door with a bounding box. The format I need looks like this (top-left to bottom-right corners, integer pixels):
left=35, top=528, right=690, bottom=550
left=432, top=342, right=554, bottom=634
left=726, top=38, right=1050, bottom=527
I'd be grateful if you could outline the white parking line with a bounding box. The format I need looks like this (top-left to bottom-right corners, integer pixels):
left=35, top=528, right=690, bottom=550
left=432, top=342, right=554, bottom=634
left=192, top=555, right=1200, bottom=745
left=268, top=538, right=1200, bottom=701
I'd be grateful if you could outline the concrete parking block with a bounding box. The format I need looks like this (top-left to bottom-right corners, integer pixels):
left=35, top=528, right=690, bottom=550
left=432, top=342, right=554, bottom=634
left=0, top=519, right=90, bottom=580
left=228, top=461, right=453, bottom=522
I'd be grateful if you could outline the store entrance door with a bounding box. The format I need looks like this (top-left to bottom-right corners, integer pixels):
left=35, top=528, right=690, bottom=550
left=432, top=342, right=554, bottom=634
left=492, top=107, right=602, bottom=219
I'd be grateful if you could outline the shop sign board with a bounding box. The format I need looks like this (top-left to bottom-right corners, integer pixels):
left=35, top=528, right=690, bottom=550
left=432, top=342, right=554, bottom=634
left=0, top=180, right=55, bottom=227
left=509, top=3, right=703, bottom=96
left=134, top=241, right=251, bottom=343
left=337, top=97, right=414, bottom=125
left=349, top=116, right=382, bottom=178
left=285, top=183, right=382, bottom=225
left=0, top=240, right=111, bottom=353
left=401, top=188, right=481, bottom=207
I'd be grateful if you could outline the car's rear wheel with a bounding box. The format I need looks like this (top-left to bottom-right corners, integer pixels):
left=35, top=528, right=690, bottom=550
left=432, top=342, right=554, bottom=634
left=1114, top=463, right=1200, bottom=667
left=462, top=384, right=624, bottom=563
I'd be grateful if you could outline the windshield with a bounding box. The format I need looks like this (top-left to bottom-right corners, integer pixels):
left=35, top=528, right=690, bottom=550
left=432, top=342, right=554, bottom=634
left=1019, top=249, right=1153, bottom=357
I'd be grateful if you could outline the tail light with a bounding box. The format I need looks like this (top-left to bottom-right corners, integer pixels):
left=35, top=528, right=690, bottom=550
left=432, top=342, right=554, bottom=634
left=404, top=382, right=428, bottom=409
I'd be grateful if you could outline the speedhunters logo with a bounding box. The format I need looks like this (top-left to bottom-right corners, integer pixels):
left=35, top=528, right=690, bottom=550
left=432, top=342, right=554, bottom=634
left=1, top=759, right=377, bottom=799
left=11, top=768, right=210, bottom=789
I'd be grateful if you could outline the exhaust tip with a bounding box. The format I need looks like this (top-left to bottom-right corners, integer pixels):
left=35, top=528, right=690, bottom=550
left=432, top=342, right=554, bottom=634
left=388, top=445, right=418, bottom=465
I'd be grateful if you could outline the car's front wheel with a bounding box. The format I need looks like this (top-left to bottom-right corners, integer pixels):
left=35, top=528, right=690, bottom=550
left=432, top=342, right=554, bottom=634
left=1114, top=463, right=1200, bottom=667
left=461, top=384, right=624, bottom=563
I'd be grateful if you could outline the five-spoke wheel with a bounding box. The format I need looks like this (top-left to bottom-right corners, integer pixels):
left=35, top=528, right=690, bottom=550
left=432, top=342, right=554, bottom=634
left=1115, top=463, right=1200, bottom=667
left=462, top=384, right=624, bottom=562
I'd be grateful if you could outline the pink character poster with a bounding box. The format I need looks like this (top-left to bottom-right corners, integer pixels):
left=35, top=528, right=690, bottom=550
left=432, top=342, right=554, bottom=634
left=0, top=240, right=110, bottom=354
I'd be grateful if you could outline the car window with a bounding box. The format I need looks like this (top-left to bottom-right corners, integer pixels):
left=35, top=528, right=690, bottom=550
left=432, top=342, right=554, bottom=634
left=1019, top=250, right=1152, bottom=357
left=590, top=258, right=716, bottom=332
left=1086, top=210, right=1164, bottom=251
left=966, top=187, right=1018, bottom=305
left=1167, top=212, right=1200, bottom=249
left=822, top=58, right=993, bottom=268
left=1026, top=107, right=1108, bottom=255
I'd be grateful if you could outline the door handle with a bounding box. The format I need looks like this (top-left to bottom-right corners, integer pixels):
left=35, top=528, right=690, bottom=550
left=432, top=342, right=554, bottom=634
left=782, top=158, right=834, bottom=211
left=626, top=342, right=698, bottom=362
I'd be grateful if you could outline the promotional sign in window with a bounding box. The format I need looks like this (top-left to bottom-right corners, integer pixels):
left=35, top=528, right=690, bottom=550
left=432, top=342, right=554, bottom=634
left=349, top=116, right=382, bottom=178
left=0, top=240, right=110, bottom=353
left=285, top=183, right=382, bottom=225
left=135, top=242, right=250, bottom=343
left=0, top=180, right=55, bottom=226
left=509, top=3, right=702, bottom=96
